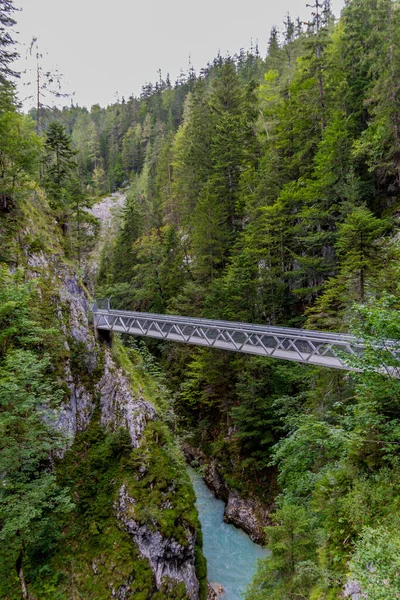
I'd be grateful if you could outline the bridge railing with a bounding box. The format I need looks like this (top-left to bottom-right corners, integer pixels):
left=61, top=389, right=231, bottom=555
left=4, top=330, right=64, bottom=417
left=91, top=300, right=400, bottom=374
left=93, top=303, right=365, bottom=369
left=92, top=298, right=111, bottom=312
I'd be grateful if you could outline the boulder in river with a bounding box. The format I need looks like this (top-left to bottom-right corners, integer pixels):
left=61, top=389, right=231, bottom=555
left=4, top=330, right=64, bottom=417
left=207, top=582, right=224, bottom=599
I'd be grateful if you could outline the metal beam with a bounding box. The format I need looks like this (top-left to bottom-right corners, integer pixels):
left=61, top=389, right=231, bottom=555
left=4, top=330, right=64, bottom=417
left=91, top=304, right=372, bottom=370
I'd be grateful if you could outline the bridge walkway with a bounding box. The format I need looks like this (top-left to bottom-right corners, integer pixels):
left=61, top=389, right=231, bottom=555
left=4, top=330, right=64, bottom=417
left=92, top=302, right=370, bottom=370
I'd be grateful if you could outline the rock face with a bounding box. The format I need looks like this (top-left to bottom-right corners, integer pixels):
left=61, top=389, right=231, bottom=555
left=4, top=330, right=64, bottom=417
left=96, top=350, right=155, bottom=447
left=55, top=362, right=95, bottom=444
left=54, top=273, right=97, bottom=443
left=6, top=193, right=203, bottom=598
left=204, top=460, right=229, bottom=502
left=224, top=490, right=270, bottom=545
left=115, top=484, right=199, bottom=600
left=60, top=275, right=96, bottom=360
left=51, top=272, right=199, bottom=598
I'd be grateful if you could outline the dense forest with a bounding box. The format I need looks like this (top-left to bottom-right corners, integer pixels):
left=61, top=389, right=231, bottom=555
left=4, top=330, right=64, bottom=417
left=3, top=0, right=400, bottom=597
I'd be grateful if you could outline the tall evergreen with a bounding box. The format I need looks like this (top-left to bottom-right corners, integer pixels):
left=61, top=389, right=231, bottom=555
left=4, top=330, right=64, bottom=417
left=0, top=0, right=18, bottom=84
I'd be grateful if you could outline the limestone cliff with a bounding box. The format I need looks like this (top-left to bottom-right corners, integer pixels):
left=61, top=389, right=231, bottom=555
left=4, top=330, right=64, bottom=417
left=0, top=190, right=206, bottom=599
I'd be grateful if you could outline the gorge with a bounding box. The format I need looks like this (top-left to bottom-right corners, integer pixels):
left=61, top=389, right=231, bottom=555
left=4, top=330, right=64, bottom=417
left=2, top=0, right=400, bottom=598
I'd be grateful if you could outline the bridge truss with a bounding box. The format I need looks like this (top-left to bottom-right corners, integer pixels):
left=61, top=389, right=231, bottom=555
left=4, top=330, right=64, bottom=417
left=92, top=302, right=371, bottom=370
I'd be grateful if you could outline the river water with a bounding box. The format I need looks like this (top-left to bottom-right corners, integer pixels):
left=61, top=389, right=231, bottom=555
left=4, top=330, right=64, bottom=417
left=188, top=468, right=269, bottom=600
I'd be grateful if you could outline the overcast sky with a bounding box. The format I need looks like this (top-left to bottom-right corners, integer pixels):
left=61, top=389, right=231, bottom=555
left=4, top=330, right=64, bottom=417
left=14, top=0, right=345, bottom=110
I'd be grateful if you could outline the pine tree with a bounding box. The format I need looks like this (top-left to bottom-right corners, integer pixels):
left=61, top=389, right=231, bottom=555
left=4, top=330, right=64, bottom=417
left=303, top=0, right=333, bottom=133
left=192, top=180, right=230, bottom=281
left=245, top=504, right=317, bottom=600
left=171, top=82, right=214, bottom=228
left=43, top=122, right=77, bottom=199
left=335, top=206, right=390, bottom=302
left=266, top=26, right=280, bottom=71
left=307, top=207, right=390, bottom=328
left=352, top=0, right=400, bottom=191
left=0, top=0, right=18, bottom=84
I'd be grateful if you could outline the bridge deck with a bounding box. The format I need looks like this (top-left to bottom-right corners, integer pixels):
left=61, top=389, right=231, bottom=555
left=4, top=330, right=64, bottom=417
left=92, top=305, right=368, bottom=370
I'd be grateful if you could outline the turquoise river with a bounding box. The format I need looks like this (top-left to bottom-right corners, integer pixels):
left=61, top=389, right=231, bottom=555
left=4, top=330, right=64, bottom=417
left=188, top=468, right=269, bottom=599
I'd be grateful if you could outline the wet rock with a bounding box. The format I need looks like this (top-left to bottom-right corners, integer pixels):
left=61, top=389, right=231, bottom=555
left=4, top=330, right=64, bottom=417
left=207, top=582, right=224, bottom=599
left=183, top=446, right=227, bottom=500
left=204, top=460, right=229, bottom=502
left=182, top=446, right=228, bottom=500
left=115, top=484, right=199, bottom=600
left=224, top=490, right=270, bottom=545
left=183, top=445, right=270, bottom=544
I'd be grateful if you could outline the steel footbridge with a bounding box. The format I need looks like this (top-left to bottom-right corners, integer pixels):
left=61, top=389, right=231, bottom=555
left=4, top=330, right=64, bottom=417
left=91, top=300, right=390, bottom=371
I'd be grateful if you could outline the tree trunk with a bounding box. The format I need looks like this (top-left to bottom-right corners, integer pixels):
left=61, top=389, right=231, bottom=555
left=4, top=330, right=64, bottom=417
left=16, top=550, right=28, bottom=600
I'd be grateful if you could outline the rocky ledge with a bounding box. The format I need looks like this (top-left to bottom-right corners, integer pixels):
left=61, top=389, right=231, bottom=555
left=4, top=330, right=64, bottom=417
left=223, top=489, right=270, bottom=545
left=115, top=484, right=199, bottom=600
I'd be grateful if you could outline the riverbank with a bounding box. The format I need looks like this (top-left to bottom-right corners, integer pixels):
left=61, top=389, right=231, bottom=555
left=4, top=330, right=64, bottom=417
left=183, top=445, right=272, bottom=545
left=189, top=468, right=269, bottom=600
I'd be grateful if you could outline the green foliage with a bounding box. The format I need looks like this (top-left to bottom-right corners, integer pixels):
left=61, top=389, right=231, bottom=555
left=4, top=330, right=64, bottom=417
left=42, top=121, right=100, bottom=262
left=0, top=111, right=41, bottom=197
left=0, top=349, right=73, bottom=560
left=43, top=122, right=78, bottom=205
left=349, top=526, right=400, bottom=599
left=231, top=359, right=308, bottom=472
left=245, top=503, right=318, bottom=600
left=0, top=265, right=73, bottom=599
left=0, top=0, right=18, bottom=84
left=27, top=418, right=156, bottom=599
left=0, top=266, right=42, bottom=355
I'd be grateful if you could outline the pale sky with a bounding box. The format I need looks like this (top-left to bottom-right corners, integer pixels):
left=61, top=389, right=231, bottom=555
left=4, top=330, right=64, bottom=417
left=14, top=0, right=345, bottom=110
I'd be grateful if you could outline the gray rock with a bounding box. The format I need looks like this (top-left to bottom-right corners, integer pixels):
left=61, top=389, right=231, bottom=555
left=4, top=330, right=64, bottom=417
left=58, top=275, right=98, bottom=372
left=207, top=582, right=224, bottom=599
left=224, top=489, right=270, bottom=545
left=27, top=251, right=49, bottom=270
left=204, top=460, right=229, bottom=502
left=115, top=484, right=199, bottom=600
left=343, top=579, right=364, bottom=599
left=96, top=350, right=155, bottom=447
left=54, top=362, right=95, bottom=453
left=116, top=583, right=132, bottom=599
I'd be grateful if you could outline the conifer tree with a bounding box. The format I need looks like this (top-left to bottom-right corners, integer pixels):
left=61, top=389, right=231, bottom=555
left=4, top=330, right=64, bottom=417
left=0, top=0, right=18, bottom=84
left=171, top=82, right=214, bottom=227
left=352, top=0, right=400, bottom=190
left=266, top=26, right=281, bottom=71
left=43, top=121, right=77, bottom=204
